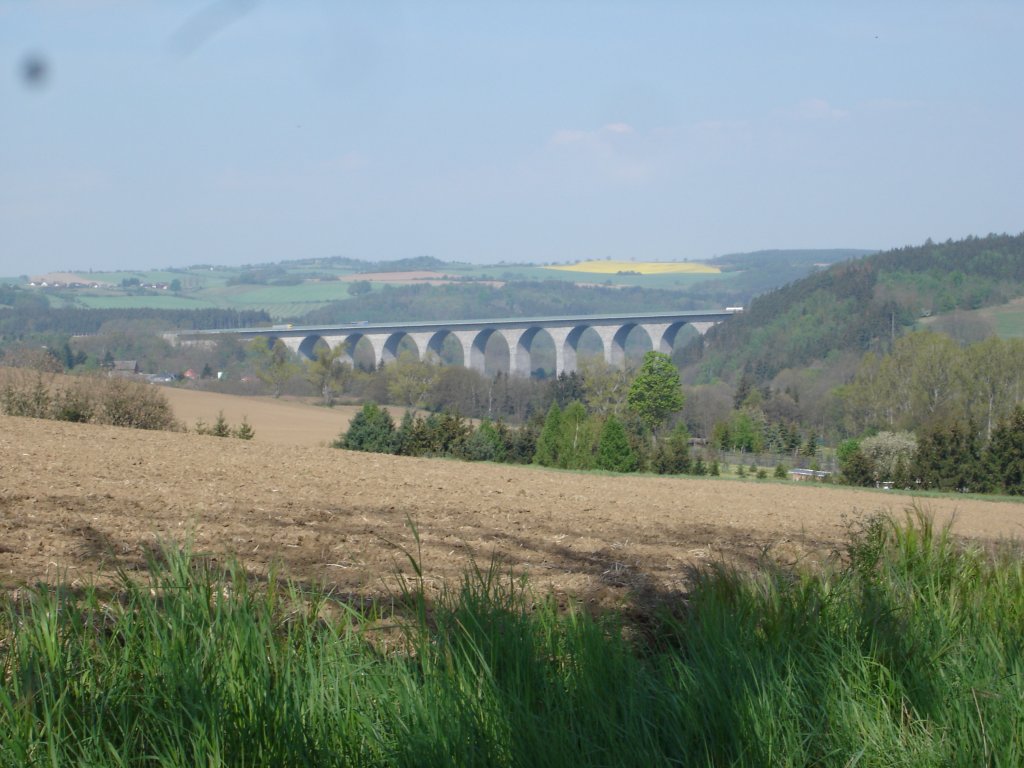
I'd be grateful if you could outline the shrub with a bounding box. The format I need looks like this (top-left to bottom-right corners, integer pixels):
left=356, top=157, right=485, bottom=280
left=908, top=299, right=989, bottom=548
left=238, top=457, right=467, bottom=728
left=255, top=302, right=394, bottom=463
left=95, top=377, right=177, bottom=430
left=860, top=431, right=917, bottom=482
left=0, top=370, right=176, bottom=431
left=50, top=382, right=95, bottom=423
left=0, top=372, right=52, bottom=418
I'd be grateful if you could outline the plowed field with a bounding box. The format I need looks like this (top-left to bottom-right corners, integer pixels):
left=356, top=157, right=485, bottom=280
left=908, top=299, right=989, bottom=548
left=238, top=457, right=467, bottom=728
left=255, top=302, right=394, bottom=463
left=2, top=401, right=1022, bottom=606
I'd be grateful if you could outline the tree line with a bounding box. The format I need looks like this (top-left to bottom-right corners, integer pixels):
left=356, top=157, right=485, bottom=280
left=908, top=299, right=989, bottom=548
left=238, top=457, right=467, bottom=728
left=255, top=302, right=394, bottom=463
left=0, top=300, right=270, bottom=337
left=333, top=352, right=719, bottom=476
left=300, top=280, right=717, bottom=325
left=837, top=406, right=1024, bottom=495
left=830, top=332, right=1024, bottom=494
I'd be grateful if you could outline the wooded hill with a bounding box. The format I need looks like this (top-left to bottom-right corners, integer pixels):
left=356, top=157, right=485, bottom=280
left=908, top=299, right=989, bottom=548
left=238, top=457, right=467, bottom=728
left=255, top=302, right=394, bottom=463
left=300, top=281, right=710, bottom=324
left=684, top=233, right=1024, bottom=385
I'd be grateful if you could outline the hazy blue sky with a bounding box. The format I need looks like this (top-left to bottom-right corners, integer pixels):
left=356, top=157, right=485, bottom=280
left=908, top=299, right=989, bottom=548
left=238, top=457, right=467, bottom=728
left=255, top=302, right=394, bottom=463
left=2, top=1, right=1022, bottom=275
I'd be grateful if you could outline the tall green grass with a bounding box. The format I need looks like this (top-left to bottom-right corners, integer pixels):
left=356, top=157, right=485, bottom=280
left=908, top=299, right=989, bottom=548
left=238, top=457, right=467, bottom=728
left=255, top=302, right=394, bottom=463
left=2, top=512, right=1022, bottom=766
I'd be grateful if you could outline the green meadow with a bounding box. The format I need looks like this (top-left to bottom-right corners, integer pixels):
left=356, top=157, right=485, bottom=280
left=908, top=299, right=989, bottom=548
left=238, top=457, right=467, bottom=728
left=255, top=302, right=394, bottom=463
left=3, top=512, right=1022, bottom=766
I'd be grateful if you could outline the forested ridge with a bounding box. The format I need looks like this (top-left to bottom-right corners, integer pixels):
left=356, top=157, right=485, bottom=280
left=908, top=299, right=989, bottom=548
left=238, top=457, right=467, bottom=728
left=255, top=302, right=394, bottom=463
left=0, top=305, right=271, bottom=338
left=686, top=232, right=1024, bottom=384
left=300, top=281, right=715, bottom=324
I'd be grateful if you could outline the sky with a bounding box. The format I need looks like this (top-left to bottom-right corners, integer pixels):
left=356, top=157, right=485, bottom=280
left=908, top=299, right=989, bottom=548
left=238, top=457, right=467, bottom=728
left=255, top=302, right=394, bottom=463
left=1, top=1, right=1022, bottom=275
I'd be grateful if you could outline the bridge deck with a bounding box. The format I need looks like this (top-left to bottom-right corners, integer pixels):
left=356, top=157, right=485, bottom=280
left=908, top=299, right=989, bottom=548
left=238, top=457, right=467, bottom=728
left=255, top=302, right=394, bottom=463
left=186, top=309, right=735, bottom=336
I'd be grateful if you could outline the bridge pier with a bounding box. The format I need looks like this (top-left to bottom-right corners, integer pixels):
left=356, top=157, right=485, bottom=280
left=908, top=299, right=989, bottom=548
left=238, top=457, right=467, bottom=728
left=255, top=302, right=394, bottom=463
left=544, top=327, right=572, bottom=376
left=451, top=330, right=486, bottom=374
left=504, top=328, right=535, bottom=377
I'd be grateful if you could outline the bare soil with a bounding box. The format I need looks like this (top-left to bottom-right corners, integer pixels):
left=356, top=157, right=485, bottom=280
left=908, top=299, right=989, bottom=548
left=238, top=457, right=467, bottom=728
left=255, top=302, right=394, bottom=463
left=2, top=407, right=1022, bottom=607
left=160, top=387, right=359, bottom=446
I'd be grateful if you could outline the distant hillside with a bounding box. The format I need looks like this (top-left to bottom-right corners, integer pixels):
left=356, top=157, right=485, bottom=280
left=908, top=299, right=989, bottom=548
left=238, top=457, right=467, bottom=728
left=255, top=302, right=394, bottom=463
left=685, top=233, right=1024, bottom=384
left=673, top=249, right=871, bottom=307
left=711, top=249, right=872, bottom=267
left=299, top=250, right=867, bottom=324
left=3, top=249, right=867, bottom=322
left=300, top=281, right=710, bottom=324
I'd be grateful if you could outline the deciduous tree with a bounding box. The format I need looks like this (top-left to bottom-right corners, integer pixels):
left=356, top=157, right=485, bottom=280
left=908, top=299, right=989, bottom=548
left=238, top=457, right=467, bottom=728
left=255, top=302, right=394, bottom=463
left=386, top=351, right=441, bottom=408
left=627, top=351, right=684, bottom=442
left=559, top=401, right=597, bottom=469
left=248, top=338, right=301, bottom=398
left=305, top=343, right=350, bottom=405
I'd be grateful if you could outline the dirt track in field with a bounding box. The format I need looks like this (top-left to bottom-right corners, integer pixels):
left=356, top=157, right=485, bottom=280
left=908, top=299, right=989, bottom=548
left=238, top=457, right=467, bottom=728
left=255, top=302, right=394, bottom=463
left=2, top=391, right=1023, bottom=606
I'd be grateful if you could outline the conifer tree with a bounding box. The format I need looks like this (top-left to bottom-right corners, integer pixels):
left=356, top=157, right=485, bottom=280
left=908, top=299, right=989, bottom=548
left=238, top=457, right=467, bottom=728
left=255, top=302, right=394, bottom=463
left=464, top=420, right=506, bottom=462
left=335, top=403, right=395, bottom=453
left=651, top=421, right=691, bottom=474
left=393, top=411, right=418, bottom=456
left=232, top=417, right=255, bottom=440
left=986, top=406, right=1024, bottom=494
left=597, top=415, right=638, bottom=472
left=210, top=410, right=231, bottom=437
left=913, top=420, right=984, bottom=492
left=533, top=402, right=563, bottom=467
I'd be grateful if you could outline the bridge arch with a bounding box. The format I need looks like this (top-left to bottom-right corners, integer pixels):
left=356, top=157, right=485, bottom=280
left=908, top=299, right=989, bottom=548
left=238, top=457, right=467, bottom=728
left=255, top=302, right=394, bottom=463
left=561, top=325, right=594, bottom=374
left=608, top=324, right=655, bottom=368
left=298, top=334, right=329, bottom=360
left=261, top=335, right=303, bottom=357
left=340, top=333, right=378, bottom=370
left=424, top=330, right=463, bottom=365
left=651, top=321, right=691, bottom=356
left=380, top=332, right=420, bottom=365
left=504, top=326, right=556, bottom=377
left=449, top=328, right=501, bottom=374
left=470, top=328, right=498, bottom=374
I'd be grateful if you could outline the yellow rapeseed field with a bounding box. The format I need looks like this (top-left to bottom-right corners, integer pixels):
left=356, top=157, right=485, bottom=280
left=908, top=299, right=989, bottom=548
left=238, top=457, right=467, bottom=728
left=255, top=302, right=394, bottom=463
left=545, top=260, right=720, bottom=275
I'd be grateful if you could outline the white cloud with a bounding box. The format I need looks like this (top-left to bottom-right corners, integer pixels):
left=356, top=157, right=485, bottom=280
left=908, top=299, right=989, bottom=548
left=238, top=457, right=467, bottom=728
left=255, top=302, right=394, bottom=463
left=787, top=99, right=850, bottom=120
left=549, top=128, right=593, bottom=146
left=545, top=123, right=652, bottom=183
left=549, top=121, right=634, bottom=147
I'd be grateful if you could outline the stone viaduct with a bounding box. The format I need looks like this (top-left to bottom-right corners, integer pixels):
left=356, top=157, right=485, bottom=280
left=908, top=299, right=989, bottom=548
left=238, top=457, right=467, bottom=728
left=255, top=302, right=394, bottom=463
left=176, top=310, right=736, bottom=377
